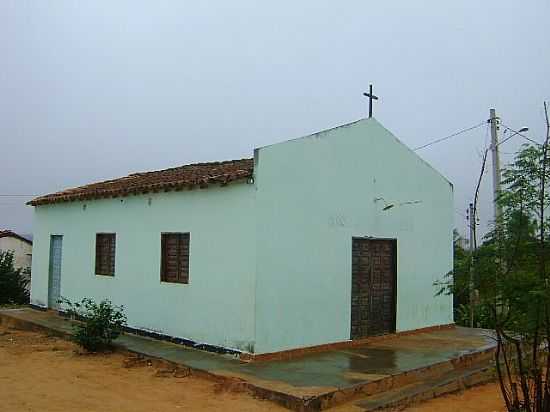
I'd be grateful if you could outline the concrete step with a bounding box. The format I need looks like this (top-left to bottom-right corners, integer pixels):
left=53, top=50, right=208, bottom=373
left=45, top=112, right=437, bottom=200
left=353, top=363, right=494, bottom=411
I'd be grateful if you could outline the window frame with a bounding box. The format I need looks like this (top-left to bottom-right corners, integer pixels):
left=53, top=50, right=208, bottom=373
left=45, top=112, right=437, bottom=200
left=95, top=233, right=116, bottom=276
left=160, top=232, right=190, bottom=284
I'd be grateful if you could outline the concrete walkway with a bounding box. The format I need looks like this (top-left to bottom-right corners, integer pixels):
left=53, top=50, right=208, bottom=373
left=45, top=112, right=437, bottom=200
left=0, top=308, right=495, bottom=411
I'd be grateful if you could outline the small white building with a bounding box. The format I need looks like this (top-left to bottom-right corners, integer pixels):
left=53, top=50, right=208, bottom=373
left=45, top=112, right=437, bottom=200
left=28, top=118, right=453, bottom=356
left=0, top=230, right=33, bottom=271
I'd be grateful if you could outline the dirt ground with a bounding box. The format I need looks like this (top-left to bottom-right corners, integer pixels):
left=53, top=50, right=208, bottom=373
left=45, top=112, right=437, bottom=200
left=405, top=385, right=505, bottom=412
left=0, top=325, right=505, bottom=412
left=0, top=325, right=285, bottom=412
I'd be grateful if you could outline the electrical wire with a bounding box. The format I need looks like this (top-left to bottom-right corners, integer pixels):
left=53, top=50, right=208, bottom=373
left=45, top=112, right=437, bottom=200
left=472, top=146, right=490, bottom=249
left=496, top=133, right=516, bottom=147
left=413, top=121, right=486, bottom=151
left=455, top=209, right=468, bottom=219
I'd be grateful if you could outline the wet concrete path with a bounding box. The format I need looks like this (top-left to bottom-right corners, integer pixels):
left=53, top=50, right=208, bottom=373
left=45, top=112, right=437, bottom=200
left=0, top=308, right=495, bottom=400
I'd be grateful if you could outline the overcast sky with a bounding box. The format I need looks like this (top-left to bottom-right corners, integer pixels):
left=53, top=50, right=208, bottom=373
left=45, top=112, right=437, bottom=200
left=1, top=1, right=549, bottom=238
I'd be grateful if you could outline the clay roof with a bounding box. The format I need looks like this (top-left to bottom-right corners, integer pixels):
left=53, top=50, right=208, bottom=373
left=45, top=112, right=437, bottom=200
left=28, top=158, right=254, bottom=206
left=0, top=230, right=33, bottom=245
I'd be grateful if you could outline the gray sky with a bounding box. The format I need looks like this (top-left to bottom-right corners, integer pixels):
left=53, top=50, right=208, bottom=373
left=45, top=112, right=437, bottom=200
left=1, top=1, right=549, bottom=238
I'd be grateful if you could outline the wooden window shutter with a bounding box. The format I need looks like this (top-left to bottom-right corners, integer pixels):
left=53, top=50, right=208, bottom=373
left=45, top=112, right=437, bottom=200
left=95, top=233, right=116, bottom=276
left=161, top=233, right=190, bottom=284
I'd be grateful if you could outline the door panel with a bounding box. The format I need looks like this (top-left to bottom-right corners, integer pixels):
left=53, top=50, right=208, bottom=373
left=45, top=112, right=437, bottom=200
left=351, top=238, right=396, bottom=339
left=48, top=235, right=63, bottom=309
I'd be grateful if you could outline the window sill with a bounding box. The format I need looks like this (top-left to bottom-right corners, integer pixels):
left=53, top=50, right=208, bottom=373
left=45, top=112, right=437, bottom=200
left=160, top=280, right=188, bottom=286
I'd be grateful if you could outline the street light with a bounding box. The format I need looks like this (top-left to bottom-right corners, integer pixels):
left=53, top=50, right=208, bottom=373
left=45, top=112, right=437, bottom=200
left=499, top=126, right=530, bottom=146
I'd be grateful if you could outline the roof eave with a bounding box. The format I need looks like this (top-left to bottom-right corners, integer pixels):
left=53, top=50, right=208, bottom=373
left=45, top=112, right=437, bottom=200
left=28, top=175, right=252, bottom=207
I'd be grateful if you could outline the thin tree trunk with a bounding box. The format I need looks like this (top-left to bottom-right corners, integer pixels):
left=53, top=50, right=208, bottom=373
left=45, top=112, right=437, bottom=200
left=496, top=328, right=514, bottom=411
left=515, top=340, right=532, bottom=412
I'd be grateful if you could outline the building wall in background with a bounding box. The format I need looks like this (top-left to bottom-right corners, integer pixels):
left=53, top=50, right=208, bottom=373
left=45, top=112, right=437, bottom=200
left=0, top=236, right=32, bottom=270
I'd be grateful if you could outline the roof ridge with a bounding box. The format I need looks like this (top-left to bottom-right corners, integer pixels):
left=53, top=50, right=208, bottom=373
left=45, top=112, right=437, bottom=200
left=128, top=158, right=253, bottom=177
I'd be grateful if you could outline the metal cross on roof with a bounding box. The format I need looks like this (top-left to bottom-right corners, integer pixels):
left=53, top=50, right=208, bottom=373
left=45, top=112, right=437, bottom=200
left=362, top=84, right=378, bottom=118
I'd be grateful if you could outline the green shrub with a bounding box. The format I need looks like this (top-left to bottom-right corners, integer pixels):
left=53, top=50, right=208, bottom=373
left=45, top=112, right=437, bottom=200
left=60, top=297, right=127, bottom=352
left=0, top=250, right=30, bottom=305
left=454, top=303, right=492, bottom=329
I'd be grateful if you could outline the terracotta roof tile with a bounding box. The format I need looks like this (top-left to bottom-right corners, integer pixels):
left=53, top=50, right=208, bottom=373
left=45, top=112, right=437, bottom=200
left=28, top=158, right=254, bottom=206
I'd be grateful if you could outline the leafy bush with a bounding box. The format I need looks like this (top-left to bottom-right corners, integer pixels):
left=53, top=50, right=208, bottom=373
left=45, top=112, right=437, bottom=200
left=0, top=250, right=30, bottom=305
left=454, top=303, right=492, bottom=329
left=60, top=297, right=127, bottom=352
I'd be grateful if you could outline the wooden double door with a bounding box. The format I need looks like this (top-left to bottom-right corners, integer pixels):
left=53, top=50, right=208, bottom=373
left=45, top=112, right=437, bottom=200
left=351, top=238, right=397, bottom=339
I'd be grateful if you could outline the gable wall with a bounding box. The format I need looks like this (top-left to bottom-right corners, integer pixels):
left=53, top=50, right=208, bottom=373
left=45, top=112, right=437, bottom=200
left=30, top=183, right=257, bottom=352
left=253, top=119, right=453, bottom=354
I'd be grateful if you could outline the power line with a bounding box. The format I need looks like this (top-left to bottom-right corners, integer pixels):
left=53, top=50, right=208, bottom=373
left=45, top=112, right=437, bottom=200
left=496, top=133, right=517, bottom=147
left=472, top=146, right=490, bottom=249
left=0, top=204, right=29, bottom=206
left=413, top=121, right=486, bottom=151
left=455, top=209, right=468, bottom=219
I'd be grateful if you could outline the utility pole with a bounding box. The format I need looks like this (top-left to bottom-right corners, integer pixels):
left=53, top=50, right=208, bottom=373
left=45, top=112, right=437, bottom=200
left=468, top=202, right=475, bottom=328
left=489, top=108, right=502, bottom=224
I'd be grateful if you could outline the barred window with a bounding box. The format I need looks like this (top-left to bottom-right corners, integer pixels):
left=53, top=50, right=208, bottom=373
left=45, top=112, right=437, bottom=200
left=161, top=233, right=190, bottom=284
left=95, top=233, right=116, bottom=276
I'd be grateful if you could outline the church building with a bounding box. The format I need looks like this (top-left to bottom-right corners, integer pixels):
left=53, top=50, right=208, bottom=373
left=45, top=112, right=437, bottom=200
left=29, top=118, right=453, bottom=356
